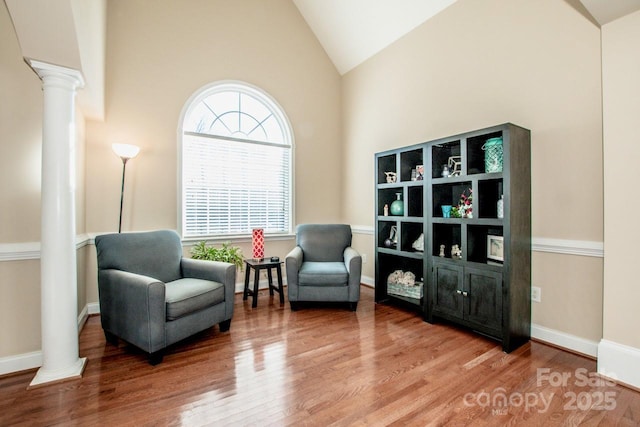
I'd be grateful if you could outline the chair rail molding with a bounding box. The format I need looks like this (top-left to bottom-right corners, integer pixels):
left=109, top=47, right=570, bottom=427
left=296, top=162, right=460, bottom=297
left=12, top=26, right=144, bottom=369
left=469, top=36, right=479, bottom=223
left=350, top=226, right=603, bottom=258
left=0, top=235, right=91, bottom=261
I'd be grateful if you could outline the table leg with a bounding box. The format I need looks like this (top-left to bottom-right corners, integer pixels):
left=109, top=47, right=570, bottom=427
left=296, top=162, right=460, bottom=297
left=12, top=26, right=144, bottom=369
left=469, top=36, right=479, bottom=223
left=252, top=268, right=260, bottom=308
left=276, top=264, right=284, bottom=304
left=243, top=263, right=251, bottom=301
left=267, top=268, right=274, bottom=295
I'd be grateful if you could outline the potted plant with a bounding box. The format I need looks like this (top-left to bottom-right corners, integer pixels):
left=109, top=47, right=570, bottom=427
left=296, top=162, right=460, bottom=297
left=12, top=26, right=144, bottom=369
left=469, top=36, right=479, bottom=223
left=190, top=241, right=244, bottom=271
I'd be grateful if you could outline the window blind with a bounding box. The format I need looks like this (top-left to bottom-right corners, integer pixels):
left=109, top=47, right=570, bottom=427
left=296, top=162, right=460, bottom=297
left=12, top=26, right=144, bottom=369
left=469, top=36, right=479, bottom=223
left=182, top=133, right=291, bottom=238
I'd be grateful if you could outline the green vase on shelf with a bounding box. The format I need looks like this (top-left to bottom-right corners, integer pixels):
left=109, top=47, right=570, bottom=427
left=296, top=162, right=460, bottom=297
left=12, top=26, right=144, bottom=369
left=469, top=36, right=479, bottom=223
left=390, top=193, right=404, bottom=216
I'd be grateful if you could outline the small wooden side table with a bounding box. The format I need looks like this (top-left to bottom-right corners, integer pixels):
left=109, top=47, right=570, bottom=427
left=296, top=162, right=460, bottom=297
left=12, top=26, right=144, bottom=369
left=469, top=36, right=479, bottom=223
left=243, top=258, right=284, bottom=308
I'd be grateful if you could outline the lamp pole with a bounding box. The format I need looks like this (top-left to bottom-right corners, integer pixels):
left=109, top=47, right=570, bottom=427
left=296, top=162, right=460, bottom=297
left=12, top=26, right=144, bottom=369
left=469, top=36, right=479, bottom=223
left=112, top=143, right=140, bottom=233
left=118, top=157, right=129, bottom=233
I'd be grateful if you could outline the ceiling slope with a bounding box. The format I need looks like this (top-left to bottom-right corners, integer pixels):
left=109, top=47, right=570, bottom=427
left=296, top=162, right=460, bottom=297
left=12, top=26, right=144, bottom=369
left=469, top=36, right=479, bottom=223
left=4, top=0, right=105, bottom=119
left=294, top=0, right=640, bottom=76
left=579, top=0, right=640, bottom=25
left=293, top=0, right=457, bottom=75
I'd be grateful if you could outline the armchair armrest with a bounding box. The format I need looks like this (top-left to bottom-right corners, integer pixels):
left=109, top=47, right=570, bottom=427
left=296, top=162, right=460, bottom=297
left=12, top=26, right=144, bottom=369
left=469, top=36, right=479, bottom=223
left=286, top=246, right=303, bottom=274
left=181, top=258, right=235, bottom=284
left=98, top=269, right=166, bottom=353
left=343, top=247, right=361, bottom=274
left=344, top=247, right=362, bottom=302
left=285, top=246, right=303, bottom=300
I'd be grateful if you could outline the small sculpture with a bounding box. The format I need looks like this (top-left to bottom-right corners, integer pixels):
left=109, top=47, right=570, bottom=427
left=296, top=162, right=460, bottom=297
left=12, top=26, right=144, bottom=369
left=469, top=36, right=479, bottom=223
left=383, top=204, right=389, bottom=216
left=448, top=156, right=462, bottom=176
left=387, top=270, right=404, bottom=285
left=439, top=244, right=445, bottom=257
left=387, top=270, right=416, bottom=286
left=385, top=172, right=397, bottom=183
left=384, top=226, right=398, bottom=247
left=451, top=244, right=462, bottom=259
left=412, top=233, right=424, bottom=252
left=400, top=271, right=416, bottom=286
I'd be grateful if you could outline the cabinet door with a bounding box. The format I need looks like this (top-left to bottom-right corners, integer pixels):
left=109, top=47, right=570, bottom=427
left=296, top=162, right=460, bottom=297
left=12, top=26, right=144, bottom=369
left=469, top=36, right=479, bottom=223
left=432, top=262, right=464, bottom=320
left=464, top=267, right=502, bottom=333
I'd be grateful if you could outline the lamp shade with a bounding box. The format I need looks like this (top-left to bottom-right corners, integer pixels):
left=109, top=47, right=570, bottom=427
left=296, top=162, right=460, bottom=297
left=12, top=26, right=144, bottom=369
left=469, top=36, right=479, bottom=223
left=252, top=228, right=264, bottom=261
left=112, top=143, right=140, bottom=160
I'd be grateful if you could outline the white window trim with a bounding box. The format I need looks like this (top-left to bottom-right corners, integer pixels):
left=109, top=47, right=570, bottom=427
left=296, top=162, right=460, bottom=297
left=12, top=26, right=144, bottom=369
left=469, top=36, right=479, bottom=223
left=177, top=80, right=295, bottom=241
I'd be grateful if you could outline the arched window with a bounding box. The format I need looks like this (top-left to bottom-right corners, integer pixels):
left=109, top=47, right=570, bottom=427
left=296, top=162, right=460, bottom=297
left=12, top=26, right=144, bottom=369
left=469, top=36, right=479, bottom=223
left=179, top=81, right=293, bottom=239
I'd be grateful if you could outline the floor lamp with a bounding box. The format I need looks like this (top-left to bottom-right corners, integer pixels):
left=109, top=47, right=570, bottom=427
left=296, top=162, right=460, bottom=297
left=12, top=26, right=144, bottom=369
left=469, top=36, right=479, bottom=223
left=112, top=143, right=140, bottom=233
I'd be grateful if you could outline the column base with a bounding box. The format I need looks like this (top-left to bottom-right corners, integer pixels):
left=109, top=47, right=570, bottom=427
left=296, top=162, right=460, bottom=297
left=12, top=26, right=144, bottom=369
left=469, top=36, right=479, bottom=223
left=28, top=357, right=87, bottom=389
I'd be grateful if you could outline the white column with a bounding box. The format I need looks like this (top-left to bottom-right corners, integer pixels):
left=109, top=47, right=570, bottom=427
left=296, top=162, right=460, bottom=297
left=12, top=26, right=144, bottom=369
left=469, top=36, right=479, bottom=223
left=28, top=60, right=87, bottom=388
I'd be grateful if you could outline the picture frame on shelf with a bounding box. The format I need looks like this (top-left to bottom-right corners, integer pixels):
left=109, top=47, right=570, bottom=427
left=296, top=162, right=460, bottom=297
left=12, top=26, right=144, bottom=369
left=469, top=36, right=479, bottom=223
left=487, top=235, right=504, bottom=262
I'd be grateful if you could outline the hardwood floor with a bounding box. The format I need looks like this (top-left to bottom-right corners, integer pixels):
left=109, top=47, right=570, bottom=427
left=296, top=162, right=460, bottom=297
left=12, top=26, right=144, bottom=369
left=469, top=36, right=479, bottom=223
left=1, top=286, right=639, bottom=426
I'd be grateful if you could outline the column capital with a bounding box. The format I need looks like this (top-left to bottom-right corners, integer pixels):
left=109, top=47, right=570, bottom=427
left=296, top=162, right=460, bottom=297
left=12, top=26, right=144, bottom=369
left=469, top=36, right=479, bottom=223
left=26, top=58, right=85, bottom=90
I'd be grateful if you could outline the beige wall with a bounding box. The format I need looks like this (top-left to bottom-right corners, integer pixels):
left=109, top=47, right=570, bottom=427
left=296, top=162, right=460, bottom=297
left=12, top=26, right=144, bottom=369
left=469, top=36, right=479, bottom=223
left=0, top=3, right=43, bottom=244
left=0, top=260, right=41, bottom=356
left=342, top=0, right=604, bottom=341
left=602, top=10, right=640, bottom=349
left=86, top=0, right=343, bottom=236
left=0, top=2, right=45, bottom=358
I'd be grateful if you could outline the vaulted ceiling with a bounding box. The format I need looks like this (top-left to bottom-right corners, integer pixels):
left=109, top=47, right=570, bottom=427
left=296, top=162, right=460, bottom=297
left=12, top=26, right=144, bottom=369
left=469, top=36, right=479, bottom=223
left=4, top=0, right=640, bottom=118
left=293, top=0, right=640, bottom=75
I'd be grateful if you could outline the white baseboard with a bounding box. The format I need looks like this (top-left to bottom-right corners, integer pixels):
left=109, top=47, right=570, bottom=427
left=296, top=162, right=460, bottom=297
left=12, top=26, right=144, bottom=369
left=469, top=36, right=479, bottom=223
left=87, top=302, right=100, bottom=315
left=598, top=339, right=640, bottom=389
left=361, top=275, right=374, bottom=288
left=0, top=351, right=42, bottom=376
left=361, top=284, right=599, bottom=359
left=531, top=324, right=598, bottom=358
left=234, top=279, right=282, bottom=294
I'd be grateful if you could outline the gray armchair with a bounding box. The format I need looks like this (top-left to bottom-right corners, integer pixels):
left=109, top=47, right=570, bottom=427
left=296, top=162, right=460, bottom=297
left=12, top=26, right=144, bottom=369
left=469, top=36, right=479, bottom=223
left=94, top=230, right=235, bottom=364
left=286, top=224, right=362, bottom=311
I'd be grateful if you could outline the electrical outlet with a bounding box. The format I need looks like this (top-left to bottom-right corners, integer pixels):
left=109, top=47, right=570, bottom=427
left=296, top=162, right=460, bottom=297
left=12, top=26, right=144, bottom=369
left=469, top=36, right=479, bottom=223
left=362, top=254, right=367, bottom=264
left=531, top=286, right=541, bottom=303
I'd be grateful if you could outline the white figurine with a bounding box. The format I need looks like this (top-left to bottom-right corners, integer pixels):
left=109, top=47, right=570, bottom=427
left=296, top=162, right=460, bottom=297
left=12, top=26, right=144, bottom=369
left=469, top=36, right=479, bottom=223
left=451, top=244, right=462, bottom=259
left=401, top=271, right=416, bottom=286
left=385, top=172, right=397, bottom=183
left=439, top=244, right=445, bottom=257
left=412, top=233, right=424, bottom=252
left=387, top=270, right=404, bottom=285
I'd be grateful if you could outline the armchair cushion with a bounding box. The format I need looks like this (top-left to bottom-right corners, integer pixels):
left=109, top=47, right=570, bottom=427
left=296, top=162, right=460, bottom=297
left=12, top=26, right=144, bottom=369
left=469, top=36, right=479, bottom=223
left=165, top=278, right=225, bottom=320
left=299, top=262, right=348, bottom=286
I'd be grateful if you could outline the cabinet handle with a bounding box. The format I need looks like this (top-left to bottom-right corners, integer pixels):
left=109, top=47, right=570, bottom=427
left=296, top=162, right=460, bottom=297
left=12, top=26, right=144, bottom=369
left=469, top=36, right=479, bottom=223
left=462, top=291, right=468, bottom=297
left=456, top=290, right=462, bottom=295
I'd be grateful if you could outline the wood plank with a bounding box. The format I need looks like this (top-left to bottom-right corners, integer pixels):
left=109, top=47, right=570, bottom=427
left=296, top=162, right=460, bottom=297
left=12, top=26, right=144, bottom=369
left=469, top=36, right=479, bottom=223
left=0, top=287, right=638, bottom=426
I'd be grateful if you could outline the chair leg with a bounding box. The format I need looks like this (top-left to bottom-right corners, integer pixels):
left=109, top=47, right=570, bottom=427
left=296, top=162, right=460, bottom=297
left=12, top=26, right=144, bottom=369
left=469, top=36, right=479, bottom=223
left=104, top=331, right=118, bottom=346
left=348, top=302, right=358, bottom=312
left=219, top=319, right=231, bottom=332
left=149, top=351, right=164, bottom=365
